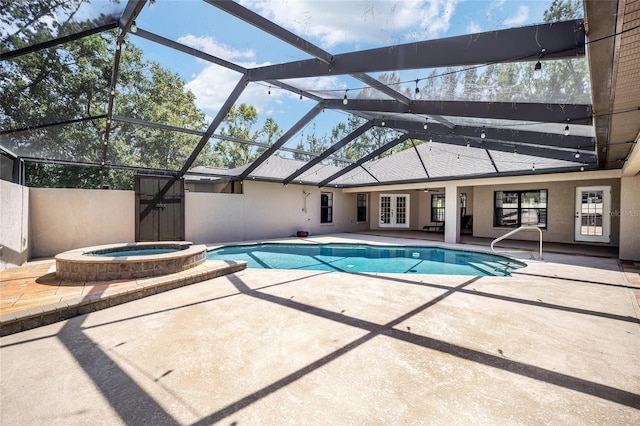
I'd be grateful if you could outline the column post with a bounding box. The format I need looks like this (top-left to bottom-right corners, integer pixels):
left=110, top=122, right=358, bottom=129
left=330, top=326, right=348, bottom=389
left=444, top=184, right=460, bottom=244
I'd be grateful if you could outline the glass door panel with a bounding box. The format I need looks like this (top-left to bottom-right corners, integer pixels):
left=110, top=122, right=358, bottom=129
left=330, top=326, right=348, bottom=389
left=380, top=195, right=391, bottom=225
left=575, top=186, right=610, bottom=243
left=379, top=194, right=409, bottom=228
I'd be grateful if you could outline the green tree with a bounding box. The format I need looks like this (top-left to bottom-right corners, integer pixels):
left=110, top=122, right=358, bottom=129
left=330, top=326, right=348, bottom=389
left=293, top=124, right=330, bottom=162
left=412, top=0, right=589, bottom=105
left=212, top=104, right=282, bottom=168
left=1, top=0, right=214, bottom=189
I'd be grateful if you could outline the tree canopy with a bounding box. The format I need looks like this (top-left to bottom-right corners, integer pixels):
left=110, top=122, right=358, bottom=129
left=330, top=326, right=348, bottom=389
left=1, top=0, right=214, bottom=189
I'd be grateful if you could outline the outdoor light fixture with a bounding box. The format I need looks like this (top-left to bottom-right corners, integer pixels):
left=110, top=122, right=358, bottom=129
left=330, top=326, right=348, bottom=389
left=381, top=118, right=385, bottom=126
left=268, top=86, right=271, bottom=95
left=564, top=118, right=571, bottom=136
left=130, top=21, right=137, bottom=33
left=575, top=150, right=581, bottom=159
left=414, top=80, right=421, bottom=100
left=533, top=48, right=545, bottom=79
left=343, top=90, right=348, bottom=105
left=533, top=61, right=542, bottom=79
left=466, top=141, right=470, bottom=148
left=480, top=127, right=486, bottom=139
left=457, top=154, right=460, bottom=161
left=532, top=163, right=536, bottom=171
left=423, top=119, right=428, bottom=130
left=513, top=147, right=518, bottom=156
left=580, top=164, right=585, bottom=171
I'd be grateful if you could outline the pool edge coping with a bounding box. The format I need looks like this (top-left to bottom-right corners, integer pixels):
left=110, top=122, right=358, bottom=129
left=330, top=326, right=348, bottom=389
left=0, top=260, right=247, bottom=337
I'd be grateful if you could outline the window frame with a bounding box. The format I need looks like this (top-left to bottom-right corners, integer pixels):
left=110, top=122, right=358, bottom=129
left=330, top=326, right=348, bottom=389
left=493, top=189, right=548, bottom=229
left=356, top=193, right=368, bottom=223
left=320, top=191, right=333, bottom=224
left=431, top=193, right=445, bottom=222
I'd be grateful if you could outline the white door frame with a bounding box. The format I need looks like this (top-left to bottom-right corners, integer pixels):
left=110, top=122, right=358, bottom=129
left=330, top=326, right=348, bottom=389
left=575, top=186, right=611, bottom=243
left=379, top=194, right=410, bottom=228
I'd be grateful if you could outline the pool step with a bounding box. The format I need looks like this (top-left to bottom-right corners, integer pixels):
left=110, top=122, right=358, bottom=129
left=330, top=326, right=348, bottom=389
left=491, top=248, right=537, bottom=260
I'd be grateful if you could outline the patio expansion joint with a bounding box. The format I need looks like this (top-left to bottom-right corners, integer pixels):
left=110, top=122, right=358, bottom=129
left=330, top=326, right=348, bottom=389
left=0, top=260, right=247, bottom=337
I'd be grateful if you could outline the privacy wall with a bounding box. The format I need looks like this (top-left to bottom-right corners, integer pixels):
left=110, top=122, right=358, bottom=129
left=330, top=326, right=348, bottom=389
left=0, top=180, right=29, bottom=270
left=29, top=188, right=135, bottom=258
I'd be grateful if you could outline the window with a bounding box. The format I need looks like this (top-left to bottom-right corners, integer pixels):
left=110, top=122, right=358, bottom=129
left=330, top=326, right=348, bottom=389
left=321, top=192, right=333, bottom=223
left=494, top=190, right=547, bottom=228
left=431, top=194, right=445, bottom=222
left=356, top=193, right=367, bottom=222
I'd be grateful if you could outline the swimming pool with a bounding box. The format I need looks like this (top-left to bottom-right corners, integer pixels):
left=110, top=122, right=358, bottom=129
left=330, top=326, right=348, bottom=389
left=207, top=243, right=525, bottom=276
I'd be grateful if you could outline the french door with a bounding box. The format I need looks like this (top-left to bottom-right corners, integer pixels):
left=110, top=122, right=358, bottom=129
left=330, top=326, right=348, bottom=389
left=575, top=186, right=610, bottom=243
left=379, top=194, right=409, bottom=228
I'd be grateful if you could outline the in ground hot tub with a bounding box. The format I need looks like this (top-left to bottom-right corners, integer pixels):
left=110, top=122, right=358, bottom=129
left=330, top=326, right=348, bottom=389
left=55, top=242, right=207, bottom=281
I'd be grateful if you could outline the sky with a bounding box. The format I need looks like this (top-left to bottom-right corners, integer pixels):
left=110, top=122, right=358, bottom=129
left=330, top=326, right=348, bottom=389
left=127, top=0, right=561, bottom=151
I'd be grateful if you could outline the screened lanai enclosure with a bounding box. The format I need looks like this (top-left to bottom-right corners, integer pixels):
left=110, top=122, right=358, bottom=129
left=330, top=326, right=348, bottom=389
left=4, top=0, right=629, bottom=191
left=0, top=0, right=636, bottom=193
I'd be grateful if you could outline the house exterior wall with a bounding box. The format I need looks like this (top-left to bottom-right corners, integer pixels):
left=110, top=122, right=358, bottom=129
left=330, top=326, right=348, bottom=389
left=21, top=174, right=635, bottom=262
left=472, top=178, right=621, bottom=246
left=619, top=175, right=640, bottom=260
left=459, top=186, right=474, bottom=216
left=29, top=188, right=134, bottom=258
left=0, top=180, right=29, bottom=270
left=185, top=181, right=368, bottom=244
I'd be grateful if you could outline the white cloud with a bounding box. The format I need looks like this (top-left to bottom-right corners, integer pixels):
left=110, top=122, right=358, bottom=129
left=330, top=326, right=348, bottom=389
left=185, top=65, right=247, bottom=113
left=485, top=0, right=506, bottom=22
left=489, top=0, right=507, bottom=11
left=503, top=5, right=529, bottom=26
left=239, top=0, right=459, bottom=48
left=177, top=34, right=255, bottom=61
left=185, top=62, right=344, bottom=117
left=178, top=35, right=263, bottom=113
left=285, top=76, right=346, bottom=96
left=180, top=34, right=347, bottom=115
left=467, top=21, right=482, bottom=34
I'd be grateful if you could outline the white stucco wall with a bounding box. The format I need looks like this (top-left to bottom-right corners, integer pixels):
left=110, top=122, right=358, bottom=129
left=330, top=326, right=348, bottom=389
left=185, top=181, right=366, bottom=244
left=185, top=192, right=246, bottom=243
left=0, top=180, right=29, bottom=270
left=619, top=175, right=640, bottom=260
left=29, top=188, right=134, bottom=258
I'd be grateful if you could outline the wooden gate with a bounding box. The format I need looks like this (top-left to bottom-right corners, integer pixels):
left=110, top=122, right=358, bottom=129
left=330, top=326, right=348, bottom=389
left=135, top=175, right=185, bottom=242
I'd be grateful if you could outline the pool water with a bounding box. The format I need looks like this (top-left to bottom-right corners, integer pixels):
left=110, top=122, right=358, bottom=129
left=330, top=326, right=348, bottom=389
left=207, top=243, right=524, bottom=276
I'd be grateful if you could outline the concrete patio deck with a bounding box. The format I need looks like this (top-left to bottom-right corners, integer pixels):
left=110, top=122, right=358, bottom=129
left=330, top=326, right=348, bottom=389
left=0, top=260, right=246, bottom=336
left=1, top=233, right=639, bottom=424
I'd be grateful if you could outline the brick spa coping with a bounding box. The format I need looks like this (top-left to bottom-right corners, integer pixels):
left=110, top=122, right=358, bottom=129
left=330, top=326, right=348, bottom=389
left=55, top=241, right=207, bottom=281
